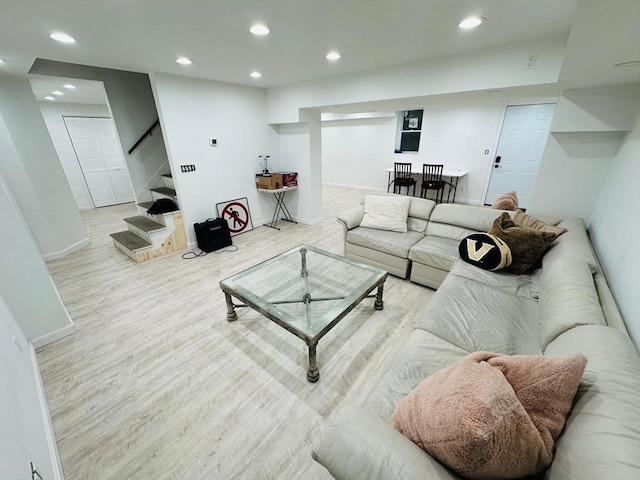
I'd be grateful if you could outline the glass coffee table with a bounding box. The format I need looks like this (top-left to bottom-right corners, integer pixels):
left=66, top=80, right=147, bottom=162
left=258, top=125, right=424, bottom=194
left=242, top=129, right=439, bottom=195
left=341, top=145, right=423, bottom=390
left=219, top=244, right=387, bottom=382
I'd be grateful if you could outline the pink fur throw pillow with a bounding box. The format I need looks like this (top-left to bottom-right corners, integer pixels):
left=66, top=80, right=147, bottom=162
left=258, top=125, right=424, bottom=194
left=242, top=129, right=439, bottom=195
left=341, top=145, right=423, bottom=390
left=390, top=351, right=587, bottom=480
left=491, top=191, right=518, bottom=210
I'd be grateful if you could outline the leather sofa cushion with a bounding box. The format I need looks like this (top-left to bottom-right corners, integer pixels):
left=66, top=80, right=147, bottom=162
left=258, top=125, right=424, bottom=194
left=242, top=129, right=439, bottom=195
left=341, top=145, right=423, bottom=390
left=449, top=259, right=538, bottom=299
left=312, top=405, right=459, bottom=480
left=415, top=273, right=541, bottom=355
left=539, top=257, right=605, bottom=349
left=429, top=203, right=513, bottom=232
left=364, top=329, right=469, bottom=420
left=409, top=235, right=460, bottom=271
left=347, top=227, right=424, bottom=259
left=543, top=218, right=599, bottom=274
left=544, top=325, right=640, bottom=480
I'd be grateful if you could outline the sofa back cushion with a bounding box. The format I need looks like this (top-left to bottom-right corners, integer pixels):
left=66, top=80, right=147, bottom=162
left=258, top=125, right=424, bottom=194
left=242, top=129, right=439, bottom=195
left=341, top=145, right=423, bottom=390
left=539, top=257, right=605, bottom=349
left=407, top=197, right=436, bottom=233
left=358, top=194, right=435, bottom=234
left=543, top=218, right=599, bottom=274
left=426, top=204, right=511, bottom=240
left=544, top=325, right=640, bottom=480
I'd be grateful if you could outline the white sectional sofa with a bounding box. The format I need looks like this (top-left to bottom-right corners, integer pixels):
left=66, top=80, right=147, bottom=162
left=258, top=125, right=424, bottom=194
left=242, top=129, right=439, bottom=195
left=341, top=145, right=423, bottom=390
left=313, top=194, right=640, bottom=479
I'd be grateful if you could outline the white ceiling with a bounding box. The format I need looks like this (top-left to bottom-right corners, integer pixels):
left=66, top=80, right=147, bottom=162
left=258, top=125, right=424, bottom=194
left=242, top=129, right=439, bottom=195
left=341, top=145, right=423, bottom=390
left=29, top=75, right=108, bottom=104
left=1, top=0, right=638, bottom=110
left=1, top=0, right=578, bottom=90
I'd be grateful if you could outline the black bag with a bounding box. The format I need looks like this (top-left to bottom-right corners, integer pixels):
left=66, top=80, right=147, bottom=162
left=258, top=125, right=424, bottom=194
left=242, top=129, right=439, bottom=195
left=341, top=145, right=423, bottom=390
left=194, top=218, right=232, bottom=252
left=146, top=198, right=178, bottom=215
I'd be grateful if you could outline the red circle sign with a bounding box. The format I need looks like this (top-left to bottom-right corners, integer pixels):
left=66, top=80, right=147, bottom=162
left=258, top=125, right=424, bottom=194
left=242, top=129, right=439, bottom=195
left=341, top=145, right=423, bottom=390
left=221, top=202, right=250, bottom=233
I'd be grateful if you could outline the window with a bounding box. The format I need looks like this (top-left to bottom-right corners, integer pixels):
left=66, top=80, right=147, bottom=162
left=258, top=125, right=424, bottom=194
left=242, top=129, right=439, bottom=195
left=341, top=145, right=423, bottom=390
left=395, top=110, right=423, bottom=153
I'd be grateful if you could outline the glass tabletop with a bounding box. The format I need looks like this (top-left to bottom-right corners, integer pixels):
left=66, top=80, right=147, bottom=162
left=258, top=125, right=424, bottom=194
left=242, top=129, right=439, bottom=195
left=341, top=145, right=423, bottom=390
left=219, top=244, right=387, bottom=339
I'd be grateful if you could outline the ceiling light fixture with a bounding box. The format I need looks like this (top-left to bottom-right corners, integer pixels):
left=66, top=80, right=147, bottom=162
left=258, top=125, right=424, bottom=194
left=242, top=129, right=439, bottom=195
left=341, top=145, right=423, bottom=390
left=0, top=58, right=6, bottom=64
left=50, top=32, right=76, bottom=43
left=176, top=57, right=193, bottom=65
left=250, top=24, right=270, bottom=35
left=63, top=83, right=76, bottom=89
left=326, top=51, right=341, bottom=61
left=458, top=17, right=485, bottom=29
left=250, top=71, right=263, bottom=78
left=52, top=90, right=64, bottom=96
left=44, top=96, right=56, bottom=101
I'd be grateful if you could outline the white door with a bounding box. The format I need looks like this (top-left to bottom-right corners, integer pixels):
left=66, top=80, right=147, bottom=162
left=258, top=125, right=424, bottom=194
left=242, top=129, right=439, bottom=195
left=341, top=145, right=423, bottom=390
left=484, top=104, right=555, bottom=209
left=64, top=117, right=134, bottom=207
left=92, top=118, right=135, bottom=203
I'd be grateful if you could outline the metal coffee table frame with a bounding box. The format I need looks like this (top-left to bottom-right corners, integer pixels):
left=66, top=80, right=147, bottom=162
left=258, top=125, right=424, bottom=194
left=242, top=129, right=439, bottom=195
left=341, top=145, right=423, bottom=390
left=219, top=245, right=387, bottom=382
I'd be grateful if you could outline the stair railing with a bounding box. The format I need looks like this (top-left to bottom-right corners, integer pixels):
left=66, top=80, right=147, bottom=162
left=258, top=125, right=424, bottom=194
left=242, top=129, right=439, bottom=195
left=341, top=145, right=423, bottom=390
left=128, top=119, right=160, bottom=155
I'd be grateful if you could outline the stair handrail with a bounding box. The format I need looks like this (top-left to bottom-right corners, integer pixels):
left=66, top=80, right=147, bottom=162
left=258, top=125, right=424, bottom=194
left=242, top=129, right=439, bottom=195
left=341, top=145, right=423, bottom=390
left=128, top=119, right=160, bottom=155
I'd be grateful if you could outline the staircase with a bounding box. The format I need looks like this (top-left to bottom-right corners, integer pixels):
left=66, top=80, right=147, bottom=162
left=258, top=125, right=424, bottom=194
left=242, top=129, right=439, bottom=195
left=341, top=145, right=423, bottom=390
left=110, top=173, right=187, bottom=262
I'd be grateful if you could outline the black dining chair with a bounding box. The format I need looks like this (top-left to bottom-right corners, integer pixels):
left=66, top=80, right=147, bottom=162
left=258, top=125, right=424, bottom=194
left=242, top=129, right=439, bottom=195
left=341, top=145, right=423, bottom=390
left=393, top=162, right=417, bottom=196
left=420, top=164, right=446, bottom=203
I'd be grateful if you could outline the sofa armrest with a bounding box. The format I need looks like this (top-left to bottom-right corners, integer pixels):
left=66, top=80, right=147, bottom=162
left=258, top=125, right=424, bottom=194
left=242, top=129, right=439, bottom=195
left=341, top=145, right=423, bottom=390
left=312, top=405, right=457, bottom=480
left=337, top=205, right=364, bottom=231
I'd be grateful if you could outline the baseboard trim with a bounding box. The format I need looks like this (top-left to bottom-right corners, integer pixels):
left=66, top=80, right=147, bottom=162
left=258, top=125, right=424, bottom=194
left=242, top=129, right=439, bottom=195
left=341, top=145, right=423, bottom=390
left=31, top=322, right=77, bottom=349
left=42, top=237, right=90, bottom=261
left=30, top=343, right=65, bottom=480
left=323, top=182, right=386, bottom=192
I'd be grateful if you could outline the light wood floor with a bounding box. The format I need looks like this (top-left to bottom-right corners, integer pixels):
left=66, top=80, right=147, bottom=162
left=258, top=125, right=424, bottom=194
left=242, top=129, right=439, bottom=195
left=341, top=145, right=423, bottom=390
left=38, top=185, right=435, bottom=480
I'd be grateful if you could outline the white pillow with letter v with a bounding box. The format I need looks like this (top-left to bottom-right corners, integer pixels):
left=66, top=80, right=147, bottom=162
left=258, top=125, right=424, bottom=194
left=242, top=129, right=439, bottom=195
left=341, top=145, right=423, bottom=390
left=360, top=195, right=411, bottom=233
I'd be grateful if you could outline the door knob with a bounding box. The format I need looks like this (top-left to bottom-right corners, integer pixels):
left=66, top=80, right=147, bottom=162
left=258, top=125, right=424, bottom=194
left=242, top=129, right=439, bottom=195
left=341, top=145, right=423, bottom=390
left=494, top=164, right=500, bottom=169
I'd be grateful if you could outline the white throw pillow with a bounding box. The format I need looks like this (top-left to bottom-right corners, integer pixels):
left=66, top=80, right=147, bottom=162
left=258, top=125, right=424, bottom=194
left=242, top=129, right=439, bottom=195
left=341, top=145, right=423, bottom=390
left=360, top=195, right=411, bottom=233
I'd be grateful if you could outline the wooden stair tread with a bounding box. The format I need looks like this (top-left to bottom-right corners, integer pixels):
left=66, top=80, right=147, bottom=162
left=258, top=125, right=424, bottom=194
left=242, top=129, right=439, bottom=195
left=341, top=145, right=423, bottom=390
left=123, top=216, right=166, bottom=233
left=110, top=231, right=151, bottom=251
left=137, top=201, right=155, bottom=209
left=150, top=186, right=176, bottom=197
left=161, top=173, right=173, bottom=178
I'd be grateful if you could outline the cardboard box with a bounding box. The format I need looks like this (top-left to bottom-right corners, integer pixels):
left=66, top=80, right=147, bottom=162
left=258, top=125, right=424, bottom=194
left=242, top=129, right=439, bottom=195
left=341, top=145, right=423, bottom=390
left=279, top=172, right=298, bottom=187
left=255, top=173, right=283, bottom=190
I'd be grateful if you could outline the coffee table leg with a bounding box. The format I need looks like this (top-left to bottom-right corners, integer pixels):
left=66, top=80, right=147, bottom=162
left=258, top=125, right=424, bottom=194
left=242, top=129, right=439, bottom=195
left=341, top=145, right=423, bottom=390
left=307, top=342, right=320, bottom=383
left=225, top=293, right=237, bottom=322
left=374, top=283, right=384, bottom=310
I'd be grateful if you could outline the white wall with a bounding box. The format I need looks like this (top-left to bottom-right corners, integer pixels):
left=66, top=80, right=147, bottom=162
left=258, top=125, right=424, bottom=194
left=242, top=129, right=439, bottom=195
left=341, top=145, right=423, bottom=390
left=589, top=113, right=640, bottom=348
left=0, top=295, right=63, bottom=480
left=529, top=131, right=625, bottom=219
left=150, top=73, right=280, bottom=246
left=38, top=102, right=111, bottom=210
left=321, top=99, right=553, bottom=205
left=0, top=74, right=88, bottom=259
left=0, top=173, right=75, bottom=341
left=267, top=35, right=567, bottom=124
left=29, top=60, right=170, bottom=202
left=529, top=85, right=639, bottom=219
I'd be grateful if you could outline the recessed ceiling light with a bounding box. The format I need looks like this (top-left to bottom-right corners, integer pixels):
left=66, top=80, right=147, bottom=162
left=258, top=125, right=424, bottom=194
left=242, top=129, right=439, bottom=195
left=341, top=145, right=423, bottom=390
left=52, top=91, right=64, bottom=96
left=50, top=32, right=76, bottom=43
left=44, top=96, right=56, bottom=101
left=250, top=24, right=270, bottom=35
left=326, top=51, right=341, bottom=61
left=63, top=83, right=76, bottom=89
left=176, top=57, right=193, bottom=65
left=250, top=71, right=262, bottom=78
left=458, top=17, right=485, bottom=29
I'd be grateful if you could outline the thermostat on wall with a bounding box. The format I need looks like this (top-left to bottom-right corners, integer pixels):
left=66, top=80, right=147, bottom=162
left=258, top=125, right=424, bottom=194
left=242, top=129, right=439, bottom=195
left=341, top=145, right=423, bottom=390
left=209, top=138, right=217, bottom=146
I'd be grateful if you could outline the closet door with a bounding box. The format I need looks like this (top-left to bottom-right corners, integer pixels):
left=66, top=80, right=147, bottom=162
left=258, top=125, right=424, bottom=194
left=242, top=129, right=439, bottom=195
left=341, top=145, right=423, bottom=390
left=92, top=118, right=134, bottom=203
left=64, top=117, right=134, bottom=207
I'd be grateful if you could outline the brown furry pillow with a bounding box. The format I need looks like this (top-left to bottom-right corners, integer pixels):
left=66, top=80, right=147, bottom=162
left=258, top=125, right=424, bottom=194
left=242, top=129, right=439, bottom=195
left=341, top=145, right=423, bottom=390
left=489, top=212, right=556, bottom=274
left=390, top=351, right=587, bottom=480
left=513, top=209, right=567, bottom=239
left=491, top=191, right=518, bottom=210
